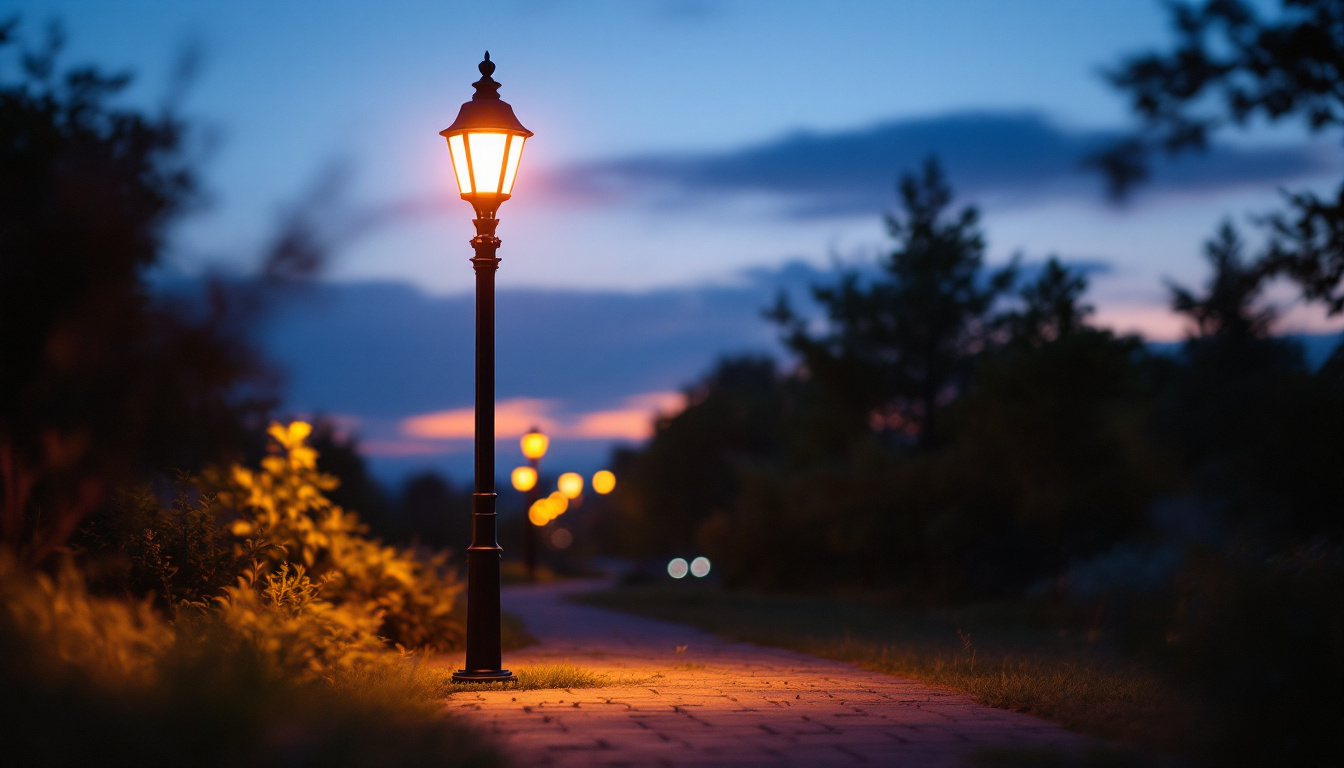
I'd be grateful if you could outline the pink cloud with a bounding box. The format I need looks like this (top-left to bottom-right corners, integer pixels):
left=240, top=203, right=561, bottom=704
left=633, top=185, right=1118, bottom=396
left=1093, top=304, right=1188, bottom=342
left=401, top=398, right=559, bottom=440
left=398, top=391, right=685, bottom=444
left=567, top=391, right=687, bottom=440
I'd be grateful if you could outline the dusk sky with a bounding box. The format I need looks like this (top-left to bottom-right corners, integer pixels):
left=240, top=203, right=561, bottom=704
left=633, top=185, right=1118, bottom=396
left=12, top=0, right=1342, bottom=483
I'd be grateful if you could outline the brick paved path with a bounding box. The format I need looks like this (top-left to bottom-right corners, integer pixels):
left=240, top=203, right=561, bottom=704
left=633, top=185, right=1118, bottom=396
left=440, top=579, right=1089, bottom=767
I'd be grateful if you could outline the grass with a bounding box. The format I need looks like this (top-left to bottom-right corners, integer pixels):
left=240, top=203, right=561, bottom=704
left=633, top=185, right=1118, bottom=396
left=577, top=584, right=1197, bottom=756
left=436, top=662, right=621, bottom=695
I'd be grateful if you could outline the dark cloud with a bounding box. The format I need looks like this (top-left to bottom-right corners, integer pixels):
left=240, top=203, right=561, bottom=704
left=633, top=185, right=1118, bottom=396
left=549, top=111, right=1334, bottom=217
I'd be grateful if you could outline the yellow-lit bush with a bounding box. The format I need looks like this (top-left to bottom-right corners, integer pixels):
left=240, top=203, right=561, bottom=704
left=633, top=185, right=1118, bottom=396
left=212, top=422, right=464, bottom=651
left=0, top=548, right=173, bottom=689
left=1, top=546, right=501, bottom=767
left=213, top=561, right=388, bottom=682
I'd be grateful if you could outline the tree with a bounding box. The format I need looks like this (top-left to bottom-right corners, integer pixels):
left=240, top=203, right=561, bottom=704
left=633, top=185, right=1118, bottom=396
left=1096, top=0, right=1344, bottom=313
left=1159, top=221, right=1343, bottom=536
left=1167, top=220, right=1276, bottom=340
left=770, top=158, right=1015, bottom=445
left=597, top=356, right=783, bottom=557
left=999, top=257, right=1093, bottom=347
left=0, top=22, right=271, bottom=563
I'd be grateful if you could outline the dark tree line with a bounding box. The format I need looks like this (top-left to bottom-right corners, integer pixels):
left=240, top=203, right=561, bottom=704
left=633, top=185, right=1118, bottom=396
left=0, top=21, right=274, bottom=565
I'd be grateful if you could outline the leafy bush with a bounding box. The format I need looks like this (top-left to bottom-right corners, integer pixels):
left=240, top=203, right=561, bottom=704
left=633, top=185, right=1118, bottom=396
left=0, top=548, right=501, bottom=767
left=213, top=561, right=388, bottom=682
left=76, top=482, right=237, bottom=614
left=0, top=548, right=172, bottom=689
left=210, top=422, right=464, bottom=651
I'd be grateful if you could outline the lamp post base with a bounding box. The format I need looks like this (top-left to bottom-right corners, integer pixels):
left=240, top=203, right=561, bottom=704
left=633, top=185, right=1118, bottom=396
left=451, top=668, right=515, bottom=682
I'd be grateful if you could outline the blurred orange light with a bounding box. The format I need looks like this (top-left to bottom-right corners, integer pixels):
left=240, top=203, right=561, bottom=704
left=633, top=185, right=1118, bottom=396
left=511, top=465, right=537, bottom=492
left=547, top=491, right=568, bottom=515
left=557, top=472, right=584, bottom=499
left=520, top=429, right=549, bottom=460
left=591, top=470, right=616, bottom=495
left=551, top=528, right=573, bottom=549
left=527, top=500, right=550, bottom=526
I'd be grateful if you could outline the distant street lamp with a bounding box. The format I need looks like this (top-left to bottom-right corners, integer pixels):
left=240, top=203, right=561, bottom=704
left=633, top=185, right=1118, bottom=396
left=441, top=52, right=533, bottom=683
left=514, top=426, right=549, bottom=582
left=557, top=472, right=584, bottom=499
left=591, top=470, right=616, bottom=495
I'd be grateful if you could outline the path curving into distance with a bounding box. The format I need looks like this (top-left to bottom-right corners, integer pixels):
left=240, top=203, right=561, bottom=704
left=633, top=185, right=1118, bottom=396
left=439, top=579, right=1090, bottom=768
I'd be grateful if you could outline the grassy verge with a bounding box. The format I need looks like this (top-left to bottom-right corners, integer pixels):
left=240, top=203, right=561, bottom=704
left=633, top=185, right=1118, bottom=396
left=578, top=585, right=1196, bottom=757
left=437, top=662, right=624, bottom=695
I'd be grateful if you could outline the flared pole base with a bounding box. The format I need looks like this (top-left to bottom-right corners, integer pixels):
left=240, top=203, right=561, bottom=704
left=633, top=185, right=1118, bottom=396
left=451, top=668, right=515, bottom=682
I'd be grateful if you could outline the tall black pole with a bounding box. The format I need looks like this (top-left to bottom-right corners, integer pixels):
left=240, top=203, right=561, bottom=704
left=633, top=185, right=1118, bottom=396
left=454, top=211, right=513, bottom=682
left=524, top=455, right=539, bottom=582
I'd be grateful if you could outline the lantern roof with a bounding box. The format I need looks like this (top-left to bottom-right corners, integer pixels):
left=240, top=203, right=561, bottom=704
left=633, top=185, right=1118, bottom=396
left=440, top=52, right=534, bottom=138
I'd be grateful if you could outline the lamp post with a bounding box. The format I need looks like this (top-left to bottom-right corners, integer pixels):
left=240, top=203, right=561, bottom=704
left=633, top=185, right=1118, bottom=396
left=515, top=427, right=549, bottom=582
left=441, top=51, right=532, bottom=683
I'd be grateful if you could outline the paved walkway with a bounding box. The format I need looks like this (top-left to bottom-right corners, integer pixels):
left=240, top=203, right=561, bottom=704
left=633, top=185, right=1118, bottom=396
left=438, top=580, right=1089, bottom=767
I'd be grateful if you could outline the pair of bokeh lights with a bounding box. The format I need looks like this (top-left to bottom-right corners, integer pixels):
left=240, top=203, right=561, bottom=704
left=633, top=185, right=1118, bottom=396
left=668, top=557, right=712, bottom=579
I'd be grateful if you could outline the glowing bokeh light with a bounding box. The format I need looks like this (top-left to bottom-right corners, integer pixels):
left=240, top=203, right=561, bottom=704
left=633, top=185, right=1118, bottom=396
left=547, top=491, right=568, bottom=515
left=527, top=500, right=550, bottom=526
left=667, top=558, right=689, bottom=579
left=690, top=556, right=711, bottom=578
left=557, top=472, right=584, bottom=499
left=551, top=528, right=573, bottom=549
left=520, top=429, right=549, bottom=460
left=510, top=465, right=538, bottom=492
left=591, top=470, right=616, bottom=495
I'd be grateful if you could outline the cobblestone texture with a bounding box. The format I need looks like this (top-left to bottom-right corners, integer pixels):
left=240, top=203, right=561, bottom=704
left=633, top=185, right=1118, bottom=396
left=437, top=580, right=1088, bottom=767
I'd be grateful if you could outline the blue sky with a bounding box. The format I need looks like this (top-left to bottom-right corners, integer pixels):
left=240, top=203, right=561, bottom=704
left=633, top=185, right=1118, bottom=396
left=10, top=0, right=1341, bottom=483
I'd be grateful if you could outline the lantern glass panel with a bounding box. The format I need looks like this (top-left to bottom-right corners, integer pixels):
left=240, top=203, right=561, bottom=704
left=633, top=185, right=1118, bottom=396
left=447, top=134, right=472, bottom=194
left=502, top=136, right=525, bottom=194
left=467, top=132, right=509, bottom=194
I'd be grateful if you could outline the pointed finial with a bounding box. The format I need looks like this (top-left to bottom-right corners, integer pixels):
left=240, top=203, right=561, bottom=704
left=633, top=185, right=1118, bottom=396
left=471, top=51, right=501, bottom=100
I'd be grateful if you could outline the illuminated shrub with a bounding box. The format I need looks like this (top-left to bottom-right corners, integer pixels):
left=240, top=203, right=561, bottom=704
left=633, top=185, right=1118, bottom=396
left=212, top=422, right=464, bottom=651
left=0, top=548, right=172, bottom=689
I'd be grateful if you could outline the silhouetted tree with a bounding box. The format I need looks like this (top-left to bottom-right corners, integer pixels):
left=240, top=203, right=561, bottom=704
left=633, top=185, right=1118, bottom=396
left=1096, top=0, right=1343, bottom=313
left=770, top=159, right=1015, bottom=446
left=1168, top=220, right=1275, bottom=340
left=599, top=356, right=784, bottom=557
left=308, top=419, right=392, bottom=530
left=397, top=471, right=471, bottom=554
left=998, top=257, right=1094, bottom=347
left=0, top=22, right=271, bottom=563
left=1160, top=222, right=1343, bottom=537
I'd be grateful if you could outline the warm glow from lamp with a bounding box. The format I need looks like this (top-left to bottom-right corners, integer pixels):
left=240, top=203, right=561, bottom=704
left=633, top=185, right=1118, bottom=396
left=557, top=472, right=584, bottom=499
left=547, top=491, right=569, bottom=515
left=511, top=466, right=537, bottom=492
left=528, top=500, right=550, bottom=526
left=591, top=470, right=616, bottom=495
left=520, top=430, right=549, bottom=460
left=439, top=53, right=533, bottom=212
